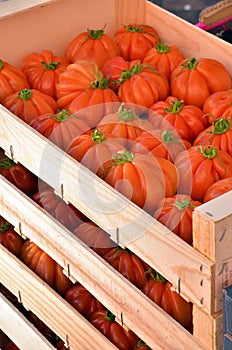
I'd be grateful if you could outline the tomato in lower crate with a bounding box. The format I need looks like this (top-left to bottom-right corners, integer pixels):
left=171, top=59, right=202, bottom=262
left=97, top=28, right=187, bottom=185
left=90, top=309, right=139, bottom=350
left=20, top=240, right=73, bottom=295
left=133, top=339, right=151, bottom=350
left=0, top=217, right=24, bottom=257
left=103, top=247, right=147, bottom=290
left=65, top=283, right=106, bottom=319
left=56, top=340, right=68, bottom=350
left=4, top=340, right=20, bottom=350
left=143, top=270, right=192, bottom=331
left=27, top=311, right=57, bottom=342
left=0, top=150, right=38, bottom=196
left=203, top=177, right=232, bottom=203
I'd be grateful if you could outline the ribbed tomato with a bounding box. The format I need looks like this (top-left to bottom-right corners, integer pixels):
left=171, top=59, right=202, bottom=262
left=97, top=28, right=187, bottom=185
left=29, top=109, right=90, bottom=151
left=0, top=59, right=29, bottom=102
left=193, top=118, right=232, bottom=156
left=65, top=283, right=106, bottom=319
left=114, top=23, right=159, bottom=61
left=175, top=145, right=232, bottom=201
left=142, top=39, right=185, bottom=79
left=133, top=340, right=151, bottom=350
left=153, top=195, right=202, bottom=245
left=203, top=177, right=232, bottom=203
left=102, top=150, right=177, bottom=213
left=65, top=27, right=120, bottom=69
left=90, top=309, right=139, bottom=350
left=203, top=89, right=232, bottom=124
left=2, top=88, right=57, bottom=124
left=0, top=216, right=24, bottom=257
left=67, top=129, right=126, bottom=176
left=170, top=57, right=232, bottom=108
left=21, top=50, right=69, bottom=99
left=149, top=96, right=208, bottom=143
left=101, top=56, right=128, bottom=92
left=20, top=240, right=73, bottom=295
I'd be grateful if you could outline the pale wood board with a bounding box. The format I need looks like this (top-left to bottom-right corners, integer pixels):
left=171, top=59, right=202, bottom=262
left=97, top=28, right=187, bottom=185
left=0, top=178, right=208, bottom=350
left=0, top=245, right=118, bottom=350
left=0, top=293, right=56, bottom=350
left=193, top=191, right=232, bottom=313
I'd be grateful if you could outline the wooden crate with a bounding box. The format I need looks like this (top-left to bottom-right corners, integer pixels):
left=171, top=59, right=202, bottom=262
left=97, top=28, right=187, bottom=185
left=0, top=0, right=232, bottom=349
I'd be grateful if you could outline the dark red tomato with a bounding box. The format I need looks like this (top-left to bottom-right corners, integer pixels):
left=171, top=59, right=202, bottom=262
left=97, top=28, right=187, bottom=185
left=103, top=247, right=147, bottom=290
left=20, top=240, right=73, bottom=295
left=90, top=309, right=139, bottom=350
left=56, top=340, right=68, bottom=350
left=203, top=177, right=232, bottom=203
left=0, top=150, right=38, bottom=195
left=0, top=216, right=24, bottom=257
left=4, top=340, right=20, bottom=350
left=153, top=195, right=202, bottom=245
left=133, top=340, right=151, bottom=349
left=65, top=283, right=106, bottom=319
left=203, top=89, right=232, bottom=123
left=27, top=311, right=56, bottom=342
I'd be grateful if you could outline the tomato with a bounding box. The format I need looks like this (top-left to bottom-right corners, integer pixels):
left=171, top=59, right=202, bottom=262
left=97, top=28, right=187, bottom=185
left=203, top=89, right=232, bottom=123
left=153, top=195, right=202, bottom=245
left=170, top=57, right=232, bottom=108
left=29, top=109, right=90, bottom=151
left=133, top=340, right=151, bottom=349
left=0, top=59, right=29, bottom=102
left=56, top=340, right=68, bottom=350
left=193, top=118, right=232, bottom=156
left=114, top=23, right=159, bottom=61
left=102, top=56, right=128, bottom=92
left=68, top=77, right=120, bottom=127
left=56, top=60, right=102, bottom=110
left=21, top=50, right=69, bottom=99
left=20, top=240, right=73, bottom=295
left=102, top=150, right=177, bottom=213
left=2, top=88, right=57, bottom=124
left=203, top=177, right=232, bottom=203
left=27, top=311, right=56, bottom=342
left=175, top=145, right=232, bottom=201
left=4, top=340, right=20, bottom=350
left=96, top=103, right=154, bottom=146
left=103, top=247, right=148, bottom=290
left=90, top=309, right=139, bottom=350
left=0, top=150, right=38, bottom=195
left=143, top=270, right=192, bottom=331
left=142, top=39, right=185, bottom=79
left=31, top=182, right=86, bottom=231
left=130, top=129, right=191, bottom=163
left=0, top=216, right=24, bottom=257
left=65, top=27, right=120, bottom=69
left=149, top=96, right=208, bottom=143
left=65, top=283, right=106, bottom=319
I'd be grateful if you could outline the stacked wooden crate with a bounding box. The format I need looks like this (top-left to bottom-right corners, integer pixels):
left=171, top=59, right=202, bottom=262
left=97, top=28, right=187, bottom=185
left=0, top=0, right=232, bottom=349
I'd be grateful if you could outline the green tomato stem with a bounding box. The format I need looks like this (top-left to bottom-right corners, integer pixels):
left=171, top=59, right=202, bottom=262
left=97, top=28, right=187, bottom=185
left=155, top=39, right=171, bottom=54
left=18, top=88, right=32, bottom=101
left=0, top=157, right=14, bottom=169
left=175, top=198, right=194, bottom=210
left=41, top=61, right=60, bottom=71
left=54, top=109, right=71, bottom=122
left=0, top=221, right=11, bottom=233
left=162, top=130, right=179, bottom=144
left=91, top=129, right=105, bottom=144
left=213, top=118, right=231, bottom=135
left=181, top=57, right=198, bottom=70
left=164, top=100, right=184, bottom=114
left=0, top=59, right=3, bottom=70
left=105, top=310, right=116, bottom=323
left=117, top=103, right=139, bottom=121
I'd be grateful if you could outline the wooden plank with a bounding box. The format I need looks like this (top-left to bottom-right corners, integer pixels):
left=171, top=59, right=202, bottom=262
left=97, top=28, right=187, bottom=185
left=0, top=108, right=214, bottom=312
left=193, top=305, right=223, bottom=350
left=0, top=245, right=118, bottom=350
left=0, top=179, right=208, bottom=350
left=0, top=293, right=56, bottom=350
left=193, top=192, right=232, bottom=314
left=0, top=0, right=58, bottom=19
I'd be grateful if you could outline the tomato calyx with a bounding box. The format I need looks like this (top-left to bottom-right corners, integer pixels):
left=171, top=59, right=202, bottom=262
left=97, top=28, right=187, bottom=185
left=18, top=88, right=33, bottom=101
left=117, top=103, right=140, bottom=122
left=155, top=39, right=171, bottom=54
left=90, top=76, right=109, bottom=89
left=133, top=340, right=151, bottom=350
left=145, top=268, right=167, bottom=283
left=54, top=109, right=71, bottom=122
left=105, top=310, right=116, bottom=322
left=118, top=62, right=157, bottom=83
left=91, top=129, right=105, bottom=144
left=0, top=59, right=3, bottom=70
left=164, top=100, right=184, bottom=114
left=101, top=150, right=133, bottom=178
left=0, top=221, right=11, bottom=233
left=0, top=156, right=15, bottom=169
left=41, top=61, right=61, bottom=71
left=181, top=57, right=198, bottom=70
left=175, top=198, right=194, bottom=211
left=198, top=145, right=218, bottom=159
left=87, top=25, right=106, bottom=39
left=212, top=118, right=231, bottom=135
left=162, top=130, right=180, bottom=145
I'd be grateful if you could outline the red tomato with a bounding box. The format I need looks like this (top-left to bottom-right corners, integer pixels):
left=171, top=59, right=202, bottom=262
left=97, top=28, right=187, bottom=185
left=29, top=109, right=90, bottom=151
left=114, top=23, right=160, bottom=61
left=0, top=59, right=29, bottom=102
left=4, top=340, right=20, bottom=350
left=193, top=118, right=232, bottom=156
left=203, top=89, right=232, bottom=123
left=56, top=340, right=68, bottom=350
left=21, top=50, right=69, bottom=99
left=153, top=195, right=202, bottom=245
left=90, top=309, right=139, bottom=350
left=0, top=216, right=24, bottom=257
left=65, top=27, right=120, bottom=69
left=27, top=311, right=56, bottom=342
left=65, top=283, right=106, bottom=319
left=20, top=240, right=73, bottom=295
left=203, top=177, right=232, bottom=203
left=149, top=96, right=208, bottom=143
left=2, top=88, right=57, bottom=124
left=170, top=57, right=232, bottom=108
left=175, top=145, right=232, bottom=201
left=133, top=340, right=151, bottom=349
left=0, top=150, right=38, bottom=195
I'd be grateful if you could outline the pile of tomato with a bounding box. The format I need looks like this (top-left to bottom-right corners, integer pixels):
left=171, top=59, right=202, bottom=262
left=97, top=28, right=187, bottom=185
left=1, top=22, right=232, bottom=350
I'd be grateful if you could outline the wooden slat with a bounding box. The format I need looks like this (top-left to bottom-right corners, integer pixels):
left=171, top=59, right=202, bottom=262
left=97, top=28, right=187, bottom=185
left=193, top=192, right=232, bottom=313
left=0, top=245, right=118, bottom=350
left=0, top=293, right=56, bottom=350
left=0, top=178, right=208, bottom=350
left=0, top=108, right=214, bottom=312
